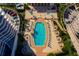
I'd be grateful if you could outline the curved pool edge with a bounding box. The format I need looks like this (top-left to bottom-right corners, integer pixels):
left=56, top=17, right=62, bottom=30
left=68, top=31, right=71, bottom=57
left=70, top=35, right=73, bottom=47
left=33, top=21, right=47, bottom=47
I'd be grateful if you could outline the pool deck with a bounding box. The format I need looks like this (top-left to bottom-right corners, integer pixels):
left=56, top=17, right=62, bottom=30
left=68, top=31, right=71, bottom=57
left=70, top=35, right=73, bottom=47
left=24, top=9, right=64, bottom=56
left=24, top=18, right=49, bottom=55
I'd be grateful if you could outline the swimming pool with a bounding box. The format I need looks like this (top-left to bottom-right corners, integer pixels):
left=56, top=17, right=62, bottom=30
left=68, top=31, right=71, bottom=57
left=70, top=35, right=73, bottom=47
left=34, top=22, right=46, bottom=46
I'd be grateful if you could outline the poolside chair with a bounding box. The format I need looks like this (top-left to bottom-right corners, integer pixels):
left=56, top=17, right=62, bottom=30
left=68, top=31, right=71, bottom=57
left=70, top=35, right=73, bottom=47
left=48, top=41, right=52, bottom=48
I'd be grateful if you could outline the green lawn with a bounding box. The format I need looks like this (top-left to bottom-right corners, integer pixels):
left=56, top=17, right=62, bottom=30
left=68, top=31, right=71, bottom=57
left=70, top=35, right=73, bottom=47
left=0, top=4, right=16, bottom=10
left=57, top=4, right=67, bottom=30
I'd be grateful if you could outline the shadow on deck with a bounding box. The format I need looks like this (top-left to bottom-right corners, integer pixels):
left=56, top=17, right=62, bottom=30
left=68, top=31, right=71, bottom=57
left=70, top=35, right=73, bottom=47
left=15, top=33, right=36, bottom=56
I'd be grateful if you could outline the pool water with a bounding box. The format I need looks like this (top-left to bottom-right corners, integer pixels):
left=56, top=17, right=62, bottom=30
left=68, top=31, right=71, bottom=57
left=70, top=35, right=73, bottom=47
left=34, top=22, right=46, bottom=46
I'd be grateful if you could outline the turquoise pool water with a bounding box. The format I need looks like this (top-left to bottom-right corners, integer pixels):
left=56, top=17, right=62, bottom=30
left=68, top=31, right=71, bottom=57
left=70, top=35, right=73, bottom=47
left=34, top=22, right=46, bottom=46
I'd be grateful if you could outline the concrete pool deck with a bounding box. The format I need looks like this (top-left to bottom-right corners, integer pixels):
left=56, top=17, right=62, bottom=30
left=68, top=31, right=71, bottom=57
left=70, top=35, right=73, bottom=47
left=24, top=19, right=49, bottom=55
left=24, top=9, right=64, bottom=55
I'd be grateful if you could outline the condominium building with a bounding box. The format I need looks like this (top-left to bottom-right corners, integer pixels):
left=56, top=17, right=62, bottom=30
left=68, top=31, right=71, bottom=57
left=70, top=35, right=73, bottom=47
left=0, top=8, right=20, bottom=56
